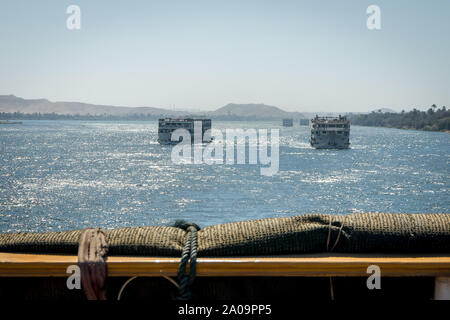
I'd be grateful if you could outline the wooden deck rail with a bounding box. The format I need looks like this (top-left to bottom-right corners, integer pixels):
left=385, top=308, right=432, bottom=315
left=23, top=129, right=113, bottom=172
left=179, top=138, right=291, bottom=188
left=1, top=252, right=450, bottom=278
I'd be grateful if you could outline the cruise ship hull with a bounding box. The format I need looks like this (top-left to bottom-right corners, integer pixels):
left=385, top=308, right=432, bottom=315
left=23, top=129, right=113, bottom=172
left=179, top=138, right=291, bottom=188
left=310, top=132, right=350, bottom=149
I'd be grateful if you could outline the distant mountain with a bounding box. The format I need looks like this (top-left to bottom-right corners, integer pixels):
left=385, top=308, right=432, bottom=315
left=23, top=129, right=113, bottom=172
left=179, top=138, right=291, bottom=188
left=208, top=103, right=304, bottom=120
left=0, top=95, right=184, bottom=117
left=0, top=95, right=305, bottom=120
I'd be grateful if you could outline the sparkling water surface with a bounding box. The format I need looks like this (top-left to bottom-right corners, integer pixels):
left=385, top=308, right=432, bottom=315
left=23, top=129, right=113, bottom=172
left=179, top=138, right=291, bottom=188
left=0, top=120, right=448, bottom=233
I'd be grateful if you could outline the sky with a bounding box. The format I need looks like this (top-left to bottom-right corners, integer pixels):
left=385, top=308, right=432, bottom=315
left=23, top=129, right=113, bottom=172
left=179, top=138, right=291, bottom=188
left=0, top=0, right=449, bottom=112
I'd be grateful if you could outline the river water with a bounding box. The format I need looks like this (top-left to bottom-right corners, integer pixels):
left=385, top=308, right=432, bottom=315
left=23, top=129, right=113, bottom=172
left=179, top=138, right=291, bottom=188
left=0, top=120, right=448, bottom=232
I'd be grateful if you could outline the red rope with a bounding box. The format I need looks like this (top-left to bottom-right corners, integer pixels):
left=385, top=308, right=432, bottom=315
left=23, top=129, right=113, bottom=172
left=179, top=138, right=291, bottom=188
left=78, top=228, right=108, bottom=300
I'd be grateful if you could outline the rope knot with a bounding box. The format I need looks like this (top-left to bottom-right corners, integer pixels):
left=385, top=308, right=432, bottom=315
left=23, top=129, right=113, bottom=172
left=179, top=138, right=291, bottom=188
left=172, top=220, right=200, bottom=300
left=173, top=220, right=201, bottom=232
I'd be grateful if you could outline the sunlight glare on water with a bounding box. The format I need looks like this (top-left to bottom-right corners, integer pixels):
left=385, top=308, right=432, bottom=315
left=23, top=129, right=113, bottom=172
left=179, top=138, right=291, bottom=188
left=0, top=120, right=448, bottom=232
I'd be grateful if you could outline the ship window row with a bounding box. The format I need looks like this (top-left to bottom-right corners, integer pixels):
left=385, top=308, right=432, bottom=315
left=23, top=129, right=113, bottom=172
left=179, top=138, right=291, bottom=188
left=314, top=124, right=349, bottom=128
left=159, top=129, right=183, bottom=133
left=159, top=129, right=196, bottom=133
left=314, top=131, right=349, bottom=135
left=160, top=123, right=193, bottom=128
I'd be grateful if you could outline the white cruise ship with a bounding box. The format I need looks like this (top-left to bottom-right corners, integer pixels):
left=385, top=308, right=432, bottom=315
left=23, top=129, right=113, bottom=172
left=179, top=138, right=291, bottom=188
left=158, top=118, right=212, bottom=144
left=310, top=115, right=350, bottom=149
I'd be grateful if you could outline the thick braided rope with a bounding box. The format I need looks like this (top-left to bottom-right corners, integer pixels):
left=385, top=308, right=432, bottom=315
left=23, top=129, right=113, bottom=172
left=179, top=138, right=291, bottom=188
left=2, top=214, right=450, bottom=256
left=173, top=222, right=200, bottom=300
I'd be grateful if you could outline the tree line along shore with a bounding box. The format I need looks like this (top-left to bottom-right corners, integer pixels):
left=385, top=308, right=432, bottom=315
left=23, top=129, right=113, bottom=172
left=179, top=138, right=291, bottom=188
left=1, top=105, right=449, bottom=132
left=0, top=112, right=296, bottom=122
left=349, top=105, right=449, bottom=132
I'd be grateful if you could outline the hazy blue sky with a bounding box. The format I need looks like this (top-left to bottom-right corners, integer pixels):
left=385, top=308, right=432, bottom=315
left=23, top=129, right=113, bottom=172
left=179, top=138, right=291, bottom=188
left=1, top=0, right=449, bottom=112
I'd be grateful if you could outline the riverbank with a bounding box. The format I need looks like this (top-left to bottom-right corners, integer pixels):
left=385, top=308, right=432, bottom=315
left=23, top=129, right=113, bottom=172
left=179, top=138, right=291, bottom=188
left=349, top=106, right=449, bottom=132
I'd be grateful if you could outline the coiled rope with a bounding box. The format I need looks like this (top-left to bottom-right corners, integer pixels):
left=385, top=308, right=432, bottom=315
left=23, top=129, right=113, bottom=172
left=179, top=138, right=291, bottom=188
left=78, top=228, right=108, bottom=300
left=173, top=220, right=200, bottom=300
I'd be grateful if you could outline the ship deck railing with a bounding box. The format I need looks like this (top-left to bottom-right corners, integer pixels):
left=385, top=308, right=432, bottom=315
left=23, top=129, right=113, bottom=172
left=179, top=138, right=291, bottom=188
left=0, top=252, right=448, bottom=277
left=1, top=252, right=449, bottom=299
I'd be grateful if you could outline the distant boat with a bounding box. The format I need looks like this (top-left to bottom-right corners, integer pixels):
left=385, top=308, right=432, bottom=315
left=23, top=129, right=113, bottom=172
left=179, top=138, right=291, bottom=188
left=299, top=119, right=309, bottom=126
left=158, top=118, right=212, bottom=144
left=0, top=120, right=22, bottom=124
